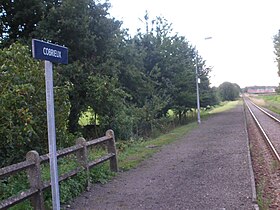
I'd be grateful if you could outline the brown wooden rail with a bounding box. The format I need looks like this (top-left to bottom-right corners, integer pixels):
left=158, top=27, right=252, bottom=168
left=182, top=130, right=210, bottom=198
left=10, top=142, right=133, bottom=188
left=0, top=129, right=118, bottom=210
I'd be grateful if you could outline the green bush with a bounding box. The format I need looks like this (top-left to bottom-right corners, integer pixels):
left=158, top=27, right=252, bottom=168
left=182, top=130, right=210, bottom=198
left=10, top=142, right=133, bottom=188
left=0, top=43, right=74, bottom=167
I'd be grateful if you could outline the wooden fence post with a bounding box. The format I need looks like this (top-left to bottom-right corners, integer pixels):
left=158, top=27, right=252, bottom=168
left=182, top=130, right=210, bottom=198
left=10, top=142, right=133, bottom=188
left=76, top=137, right=90, bottom=191
left=106, top=130, right=118, bottom=172
left=26, top=150, right=45, bottom=210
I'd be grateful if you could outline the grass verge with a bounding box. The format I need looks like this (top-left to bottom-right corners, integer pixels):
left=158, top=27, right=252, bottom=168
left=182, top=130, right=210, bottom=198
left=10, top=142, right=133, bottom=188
left=249, top=94, right=280, bottom=114
left=257, top=94, right=280, bottom=114
left=118, top=100, right=240, bottom=171
left=117, top=122, right=198, bottom=171
left=207, top=100, right=240, bottom=114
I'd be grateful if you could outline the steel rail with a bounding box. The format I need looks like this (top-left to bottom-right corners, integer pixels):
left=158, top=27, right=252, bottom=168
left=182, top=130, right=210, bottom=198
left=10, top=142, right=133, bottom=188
left=244, top=99, right=280, bottom=162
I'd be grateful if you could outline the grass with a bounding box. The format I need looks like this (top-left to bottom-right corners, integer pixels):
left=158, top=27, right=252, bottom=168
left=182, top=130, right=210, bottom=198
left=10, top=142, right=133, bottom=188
left=118, top=100, right=240, bottom=171
left=251, top=94, right=280, bottom=114
left=271, top=160, right=279, bottom=173
left=260, top=95, right=280, bottom=114
left=2, top=100, right=239, bottom=209
left=260, top=94, right=280, bottom=102
left=207, top=100, right=240, bottom=114
left=257, top=179, right=271, bottom=210
left=117, top=122, right=198, bottom=171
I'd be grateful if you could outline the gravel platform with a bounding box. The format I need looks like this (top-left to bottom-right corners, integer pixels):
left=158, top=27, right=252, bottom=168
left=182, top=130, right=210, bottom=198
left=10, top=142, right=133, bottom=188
left=68, top=105, right=256, bottom=210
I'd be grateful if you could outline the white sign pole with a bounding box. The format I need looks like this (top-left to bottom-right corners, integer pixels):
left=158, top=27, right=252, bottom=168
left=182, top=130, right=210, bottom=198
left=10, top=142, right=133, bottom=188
left=45, top=60, right=60, bottom=210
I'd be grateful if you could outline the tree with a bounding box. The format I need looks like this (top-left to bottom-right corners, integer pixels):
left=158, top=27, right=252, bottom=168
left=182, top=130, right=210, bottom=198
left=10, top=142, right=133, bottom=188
left=274, top=30, right=280, bottom=77
left=127, top=14, right=217, bottom=127
left=273, top=30, right=280, bottom=90
left=130, top=15, right=180, bottom=132
left=35, top=0, right=123, bottom=133
left=1, top=2, right=218, bottom=147
left=218, top=82, right=240, bottom=101
left=0, top=0, right=44, bottom=47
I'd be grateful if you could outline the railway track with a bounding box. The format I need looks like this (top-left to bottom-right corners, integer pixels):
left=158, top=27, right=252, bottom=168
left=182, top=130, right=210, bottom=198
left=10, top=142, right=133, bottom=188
left=244, top=97, right=280, bottom=163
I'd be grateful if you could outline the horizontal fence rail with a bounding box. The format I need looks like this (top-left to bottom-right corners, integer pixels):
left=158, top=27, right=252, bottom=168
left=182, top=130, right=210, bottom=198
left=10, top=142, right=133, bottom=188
left=0, top=129, right=118, bottom=210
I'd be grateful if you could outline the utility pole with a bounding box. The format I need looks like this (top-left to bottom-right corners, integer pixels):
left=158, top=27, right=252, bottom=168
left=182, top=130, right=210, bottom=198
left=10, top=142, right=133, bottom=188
left=196, top=53, right=201, bottom=124
left=195, top=36, right=212, bottom=124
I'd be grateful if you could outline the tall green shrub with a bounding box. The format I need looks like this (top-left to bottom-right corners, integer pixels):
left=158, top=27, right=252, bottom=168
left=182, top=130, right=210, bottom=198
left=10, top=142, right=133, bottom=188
left=0, top=43, right=73, bottom=167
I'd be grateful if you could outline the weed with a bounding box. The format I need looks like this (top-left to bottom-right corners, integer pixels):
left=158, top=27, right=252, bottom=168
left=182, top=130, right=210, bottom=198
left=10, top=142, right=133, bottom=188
left=256, top=94, right=280, bottom=114
left=256, top=179, right=271, bottom=210
left=271, top=160, right=279, bottom=173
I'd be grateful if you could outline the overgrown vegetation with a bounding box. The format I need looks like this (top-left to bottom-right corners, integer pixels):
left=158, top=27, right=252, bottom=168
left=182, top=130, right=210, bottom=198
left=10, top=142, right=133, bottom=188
left=208, top=100, right=240, bottom=114
left=0, top=43, right=74, bottom=167
left=0, top=0, right=221, bottom=168
left=249, top=94, right=280, bottom=114
left=256, top=94, right=280, bottom=114
left=0, top=101, right=238, bottom=209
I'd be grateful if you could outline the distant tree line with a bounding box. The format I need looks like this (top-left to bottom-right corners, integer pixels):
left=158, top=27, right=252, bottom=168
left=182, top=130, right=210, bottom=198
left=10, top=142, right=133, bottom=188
left=0, top=0, right=223, bottom=166
left=274, top=30, right=280, bottom=93
left=218, top=82, right=240, bottom=101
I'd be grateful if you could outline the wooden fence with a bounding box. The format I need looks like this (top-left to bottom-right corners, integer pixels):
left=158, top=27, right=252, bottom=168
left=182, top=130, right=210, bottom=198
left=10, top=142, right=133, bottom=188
left=0, top=129, right=118, bottom=210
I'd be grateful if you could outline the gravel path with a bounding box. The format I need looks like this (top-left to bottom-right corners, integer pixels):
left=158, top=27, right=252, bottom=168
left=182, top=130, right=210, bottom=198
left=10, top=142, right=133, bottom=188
left=68, top=105, right=255, bottom=210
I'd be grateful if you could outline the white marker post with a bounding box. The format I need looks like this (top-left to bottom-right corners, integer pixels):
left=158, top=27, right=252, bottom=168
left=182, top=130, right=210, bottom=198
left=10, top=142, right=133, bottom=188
left=32, top=39, right=68, bottom=210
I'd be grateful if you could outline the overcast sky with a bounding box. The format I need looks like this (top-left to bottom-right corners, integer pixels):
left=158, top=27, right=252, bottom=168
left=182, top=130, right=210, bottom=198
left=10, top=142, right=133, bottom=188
left=108, top=0, right=280, bottom=88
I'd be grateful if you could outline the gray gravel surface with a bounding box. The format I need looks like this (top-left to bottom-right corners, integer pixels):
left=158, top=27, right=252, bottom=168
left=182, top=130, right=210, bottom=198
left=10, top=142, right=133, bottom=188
left=68, top=105, right=255, bottom=210
left=245, top=100, right=280, bottom=209
left=246, top=100, right=280, bottom=155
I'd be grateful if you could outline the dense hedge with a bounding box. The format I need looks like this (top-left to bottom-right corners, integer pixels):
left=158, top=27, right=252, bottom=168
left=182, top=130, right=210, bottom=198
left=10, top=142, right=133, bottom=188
left=0, top=43, right=74, bottom=167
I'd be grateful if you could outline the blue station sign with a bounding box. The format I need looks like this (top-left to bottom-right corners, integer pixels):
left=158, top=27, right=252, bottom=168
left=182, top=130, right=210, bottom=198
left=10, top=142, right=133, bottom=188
left=32, top=39, right=68, bottom=64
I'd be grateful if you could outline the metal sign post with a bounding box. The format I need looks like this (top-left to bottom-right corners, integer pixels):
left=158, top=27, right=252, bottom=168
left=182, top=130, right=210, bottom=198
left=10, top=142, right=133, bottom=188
left=45, top=60, right=60, bottom=210
left=32, top=39, right=68, bottom=210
